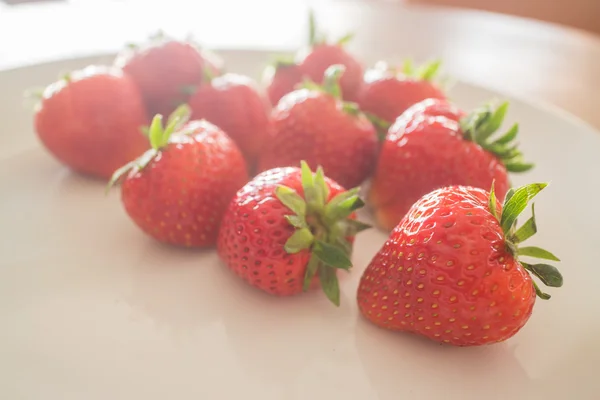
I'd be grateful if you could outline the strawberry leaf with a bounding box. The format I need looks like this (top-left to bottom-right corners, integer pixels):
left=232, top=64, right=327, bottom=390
left=336, top=33, right=354, bottom=46
left=303, top=254, right=320, bottom=291
left=284, top=227, right=314, bottom=254
left=530, top=280, right=552, bottom=300
left=275, top=185, right=307, bottom=217
left=522, top=262, right=563, bottom=288
left=323, top=64, right=345, bottom=99
left=319, top=265, right=340, bottom=306
left=313, top=240, right=352, bottom=270
left=148, top=114, right=165, bottom=149
left=511, top=203, right=537, bottom=243
left=488, top=180, right=499, bottom=221
left=518, top=246, right=560, bottom=262
left=285, top=214, right=308, bottom=229
left=343, top=219, right=371, bottom=236
left=314, top=166, right=330, bottom=207
left=416, top=59, right=442, bottom=81
left=500, top=182, right=547, bottom=235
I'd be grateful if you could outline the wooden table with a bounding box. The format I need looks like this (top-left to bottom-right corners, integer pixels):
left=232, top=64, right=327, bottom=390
left=1, top=0, right=599, bottom=130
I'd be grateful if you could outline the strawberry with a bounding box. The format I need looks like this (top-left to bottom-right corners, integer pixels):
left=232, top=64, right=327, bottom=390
left=108, top=105, right=248, bottom=248
left=34, top=65, right=149, bottom=180
left=188, top=71, right=271, bottom=169
left=368, top=98, right=533, bottom=231
left=217, top=161, right=370, bottom=305
left=357, top=60, right=447, bottom=124
left=263, top=61, right=304, bottom=107
left=263, top=11, right=363, bottom=105
left=357, top=182, right=563, bottom=346
left=114, top=32, right=223, bottom=118
left=258, top=65, right=378, bottom=189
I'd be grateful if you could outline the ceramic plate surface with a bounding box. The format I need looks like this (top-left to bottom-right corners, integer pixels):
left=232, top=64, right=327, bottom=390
left=1, top=50, right=599, bottom=400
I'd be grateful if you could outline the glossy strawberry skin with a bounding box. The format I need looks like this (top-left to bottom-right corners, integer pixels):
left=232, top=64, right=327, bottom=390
left=188, top=73, right=271, bottom=168
left=358, top=67, right=446, bottom=123
left=217, top=167, right=351, bottom=295
left=358, top=185, right=536, bottom=346
left=265, top=63, right=304, bottom=106
left=115, top=40, right=222, bottom=117
left=34, top=66, right=149, bottom=179
left=258, top=90, right=378, bottom=189
left=299, top=44, right=364, bottom=102
left=121, top=121, right=248, bottom=248
left=368, top=99, right=509, bottom=231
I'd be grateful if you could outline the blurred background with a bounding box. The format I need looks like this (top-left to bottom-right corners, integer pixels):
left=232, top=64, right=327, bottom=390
left=0, top=0, right=599, bottom=131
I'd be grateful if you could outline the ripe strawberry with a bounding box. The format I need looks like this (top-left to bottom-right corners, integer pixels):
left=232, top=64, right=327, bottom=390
left=114, top=32, right=223, bottom=118
left=368, top=98, right=533, bottom=231
left=263, top=11, right=363, bottom=105
left=263, top=61, right=304, bottom=107
left=188, top=71, right=271, bottom=169
left=108, top=105, right=248, bottom=248
left=34, top=65, right=149, bottom=179
left=217, top=161, right=370, bottom=305
left=357, top=182, right=563, bottom=346
left=258, top=65, right=378, bottom=189
left=357, top=60, right=447, bottom=124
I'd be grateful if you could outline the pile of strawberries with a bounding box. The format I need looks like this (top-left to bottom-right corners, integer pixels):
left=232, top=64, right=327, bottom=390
left=32, top=16, right=563, bottom=347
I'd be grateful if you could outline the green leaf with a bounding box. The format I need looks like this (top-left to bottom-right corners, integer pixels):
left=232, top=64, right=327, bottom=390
left=308, top=9, right=317, bottom=45
left=335, top=236, right=353, bottom=254
left=275, top=185, right=307, bottom=216
left=285, top=214, right=307, bottom=229
left=303, top=254, right=320, bottom=291
left=343, top=219, right=372, bottom=236
left=402, top=58, right=415, bottom=76
left=327, top=196, right=365, bottom=222
left=531, top=279, right=551, bottom=300
left=488, top=180, right=499, bottom=221
left=165, top=104, right=191, bottom=134
left=313, top=166, right=329, bottom=208
left=336, top=32, right=354, bottom=46
left=148, top=114, right=165, bottom=149
left=313, top=240, right=352, bottom=270
left=504, top=187, right=516, bottom=203
left=523, top=263, right=563, bottom=288
left=318, top=265, right=340, bottom=306
left=518, top=246, right=560, bottom=262
left=417, top=59, right=442, bottom=81
left=477, top=102, right=509, bottom=142
left=500, top=183, right=547, bottom=235
left=511, top=203, right=537, bottom=243
left=284, top=228, right=314, bottom=254
left=342, top=102, right=361, bottom=116
left=505, top=161, right=535, bottom=173
left=493, top=123, right=519, bottom=145
left=323, top=64, right=345, bottom=98
left=105, top=160, right=136, bottom=194
left=300, top=160, right=318, bottom=208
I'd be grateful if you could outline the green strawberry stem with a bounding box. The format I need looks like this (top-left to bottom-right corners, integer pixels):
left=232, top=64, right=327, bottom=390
left=275, top=161, right=370, bottom=306
left=307, top=8, right=353, bottom=47
left=460, top=102, right=534, bottom=173
left=488, top=182, right=563, bottom=299
left=105, top=104, right=191, bottom=192
left=401, top=58, right=443, bottom=82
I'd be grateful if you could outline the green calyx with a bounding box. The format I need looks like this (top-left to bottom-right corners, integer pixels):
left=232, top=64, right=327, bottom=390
left=275, top=161, right=370, bottom=306
left=488, top=182, right=563, bottom=300
left=106, top=104, right=191, bottom=192
left=460, top=102, right=533, bottom=173
left=308, top=8, right=353, bottom=47
left=401, top=58, right=443, bottom=82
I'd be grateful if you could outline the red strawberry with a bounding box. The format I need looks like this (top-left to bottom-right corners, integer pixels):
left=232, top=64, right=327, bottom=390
left=263, top=11, right=363, bottom=105
left=357, top=182, right=563, bottom=346
left=108, top=105, right=248, bottom=248
left=258, top=65, right=378, bottom=189
left=368, top=98, right=533, bottom=231
left=218, top=161, right=369, bottom=305
left=263, top=61, right=304, bottom=107
left=188, top=71, right=271, bottom=169
left=358, top=60, right=447, bottom=124
left=114, top=32, right=223, bottom=118
left=34, top=65, right=149, bottom=179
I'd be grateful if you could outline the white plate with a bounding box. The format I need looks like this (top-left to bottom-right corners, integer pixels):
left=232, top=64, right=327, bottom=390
left=1, top=50, right=599, bottom=400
